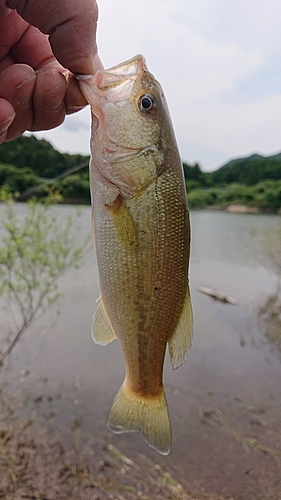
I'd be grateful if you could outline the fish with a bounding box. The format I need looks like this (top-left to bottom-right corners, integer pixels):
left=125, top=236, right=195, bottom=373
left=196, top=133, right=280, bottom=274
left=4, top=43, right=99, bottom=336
left=78, top=55, right=193, bottom=455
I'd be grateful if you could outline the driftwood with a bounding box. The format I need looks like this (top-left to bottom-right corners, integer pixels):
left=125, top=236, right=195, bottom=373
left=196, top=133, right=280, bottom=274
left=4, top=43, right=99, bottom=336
left=198, top=287, right=239, bottom=305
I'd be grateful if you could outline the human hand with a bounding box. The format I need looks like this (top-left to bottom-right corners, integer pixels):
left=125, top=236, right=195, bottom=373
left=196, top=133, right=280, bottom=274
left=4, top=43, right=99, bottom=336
left=0, top=0, right=101, bottom=144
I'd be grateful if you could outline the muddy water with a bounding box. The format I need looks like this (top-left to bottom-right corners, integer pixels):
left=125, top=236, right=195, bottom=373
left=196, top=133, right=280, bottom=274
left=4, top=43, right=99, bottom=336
left=2, top=206, right=281, bottom=499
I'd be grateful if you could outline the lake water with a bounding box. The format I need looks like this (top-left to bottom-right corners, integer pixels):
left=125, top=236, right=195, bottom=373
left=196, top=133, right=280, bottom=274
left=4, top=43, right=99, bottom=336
left=1, top=205, right=281, bottom=499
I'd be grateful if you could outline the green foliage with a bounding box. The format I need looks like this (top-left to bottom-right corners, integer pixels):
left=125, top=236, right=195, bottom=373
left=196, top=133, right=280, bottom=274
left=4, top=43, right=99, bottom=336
left=0, top=163, right=40, bottom=193
left=0, top=194, right=89, bottom=363
left=1, top=134, right=281, bottom=209
left=0, top=185, right=13, bottom=203
left=187, top=189, right=214, bottom=208
left=186, top=180, right=201, bottom=192
left=212, top=154, right=281, bottom=186
left=0, top=135, right=90, bottom=202
left=183, top=162, right=204, bottom=183
left=55, top=174, right=91, bottom=202
left=187, top=180, right=281, bottom=211
left=253, top=180, right=281, bottom=210
left=0, top=135, right=89, bottom=178
left=183, top=162, right=211, bottom=187
left=221, top=183, right=255, bottom=205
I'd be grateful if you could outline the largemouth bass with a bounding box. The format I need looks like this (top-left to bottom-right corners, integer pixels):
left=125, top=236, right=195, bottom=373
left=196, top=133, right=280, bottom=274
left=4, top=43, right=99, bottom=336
left=78, top=55, right=193, bottom=455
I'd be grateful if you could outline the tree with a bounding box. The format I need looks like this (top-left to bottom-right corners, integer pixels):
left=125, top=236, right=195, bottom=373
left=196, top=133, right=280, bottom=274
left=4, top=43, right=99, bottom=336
left=0, top=163, right=40, bottom=193
left=187, top=188, right=213, bottom=208
left=55, top=174, right=90, bottom=202
left=0, top=188, right=90, bottom=364
left=0, top=135, right=89, bottom=178
left=182, top=161, right=208, bottom=186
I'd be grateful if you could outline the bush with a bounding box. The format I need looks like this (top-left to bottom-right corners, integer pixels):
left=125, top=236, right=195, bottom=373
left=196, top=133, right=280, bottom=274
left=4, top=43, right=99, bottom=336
left=0, top=135, right=89, bottom=178
left=188, top=189, right=213, bottom=208
left=0, top=163, right=40, bottom=193
left=254, top=180, right=281, bottom=210
left=187, top=180, right=281, bottom=211
left=186, top=180, right=200, bottom=192
left=0, top=190, right=89, bottom=363
left=55, top=175, right=90, bottom=202
left=221, top=183, right=255, bottom=205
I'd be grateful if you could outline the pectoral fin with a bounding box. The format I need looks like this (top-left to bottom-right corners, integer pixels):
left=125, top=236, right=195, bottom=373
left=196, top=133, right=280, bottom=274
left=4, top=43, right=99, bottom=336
left=92, top=297, right=117, bottom=345
left=168, top=287, right=193, bottom=369
left=105, top=194, right=137, bottom=249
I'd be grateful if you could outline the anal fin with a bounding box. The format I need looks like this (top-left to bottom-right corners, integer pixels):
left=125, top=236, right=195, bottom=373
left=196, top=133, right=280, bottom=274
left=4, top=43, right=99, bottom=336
left=92, top=297, right=117, bottom=345
left=168, top=286, right=193, bottom=369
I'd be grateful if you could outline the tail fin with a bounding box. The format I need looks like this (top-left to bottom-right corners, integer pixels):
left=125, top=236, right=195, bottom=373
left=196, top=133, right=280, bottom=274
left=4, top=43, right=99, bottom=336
left=107, top=381, right=171, bottom=455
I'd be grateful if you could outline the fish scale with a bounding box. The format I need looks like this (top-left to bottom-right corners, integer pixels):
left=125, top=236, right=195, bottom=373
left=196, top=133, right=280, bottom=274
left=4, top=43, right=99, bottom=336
left=78, top=55, right=193, bottom=454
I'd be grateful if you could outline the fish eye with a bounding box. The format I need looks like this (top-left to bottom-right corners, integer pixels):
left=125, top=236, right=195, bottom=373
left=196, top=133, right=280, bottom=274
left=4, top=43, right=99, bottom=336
left=140, top=96, right=153, bottom=109
left=138, top=94, right=156, bottom=113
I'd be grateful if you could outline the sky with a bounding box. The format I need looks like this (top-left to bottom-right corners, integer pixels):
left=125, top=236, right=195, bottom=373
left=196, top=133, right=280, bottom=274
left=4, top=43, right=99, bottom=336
left=30, top=0, right=281, bottom=172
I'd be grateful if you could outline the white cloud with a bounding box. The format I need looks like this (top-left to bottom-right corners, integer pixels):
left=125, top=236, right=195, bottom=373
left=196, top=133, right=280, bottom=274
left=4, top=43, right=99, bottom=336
left=204, top=94, right=281, bottom=159
left=31, top=0, right=281, bottom=171
left=178, top=93, right=281, bottom=169
left=30, top=108, right=91, bottom=156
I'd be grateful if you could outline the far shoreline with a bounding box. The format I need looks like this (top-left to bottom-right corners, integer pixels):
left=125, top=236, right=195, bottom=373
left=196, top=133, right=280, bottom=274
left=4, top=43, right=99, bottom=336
left=53, top=200, right=281, bottom=214
left=191, top=203, right=281, bottom=215
left=7, top=198, right=281, bottom=215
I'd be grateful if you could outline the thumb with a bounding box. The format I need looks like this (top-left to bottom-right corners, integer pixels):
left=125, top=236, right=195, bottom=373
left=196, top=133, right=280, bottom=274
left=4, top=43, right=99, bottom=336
left=6, top=0, right=99, bottom=74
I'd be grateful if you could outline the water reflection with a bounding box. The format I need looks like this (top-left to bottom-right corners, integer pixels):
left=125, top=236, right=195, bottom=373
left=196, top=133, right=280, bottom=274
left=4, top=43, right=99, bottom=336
left=1, top=206, right=281, bottom=499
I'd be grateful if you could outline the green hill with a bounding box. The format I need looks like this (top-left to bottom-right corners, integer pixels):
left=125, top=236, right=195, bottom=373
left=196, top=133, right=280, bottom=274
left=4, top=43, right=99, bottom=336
left=183, top=152, right=281, bottom=212
left=0, top=135, right=281, bottom=209
left=211, top=152, right=281, bottom=185
left=0, top=135, right=90, bottom=202
left=0, top=135, right=89, bottom=179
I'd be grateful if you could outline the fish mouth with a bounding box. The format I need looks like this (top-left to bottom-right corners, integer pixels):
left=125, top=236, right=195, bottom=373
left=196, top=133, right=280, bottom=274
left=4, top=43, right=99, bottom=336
left=78, top=55, right=147, bottom=111
left=102, top=54, right=147, bottom=79
left=96, top=55, right=147, bottom=100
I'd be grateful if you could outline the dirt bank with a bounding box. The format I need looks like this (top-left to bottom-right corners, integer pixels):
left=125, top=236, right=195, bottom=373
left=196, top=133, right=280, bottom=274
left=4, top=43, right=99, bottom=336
left=0, top=390, right=227, bottom=500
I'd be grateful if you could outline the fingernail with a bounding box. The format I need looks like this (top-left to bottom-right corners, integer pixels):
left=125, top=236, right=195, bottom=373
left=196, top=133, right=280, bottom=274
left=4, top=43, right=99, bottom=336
left=75, top=54, right=104, bottom=80
left=43, top=84, right=66, bottom=111
left=15, top=75, right=36, bottom=106
left=0, top=6, right=11, bottom=17
left=0, top=112, right=15, bottom=130
left=93, top=54, right=104, bottom=72
left=0, top=111, right=15, bottom=144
